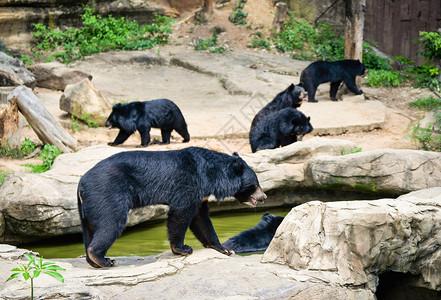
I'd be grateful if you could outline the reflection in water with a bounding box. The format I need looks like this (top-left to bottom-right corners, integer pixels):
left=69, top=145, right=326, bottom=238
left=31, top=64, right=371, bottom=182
left=26, top=209, right=290, bottom=259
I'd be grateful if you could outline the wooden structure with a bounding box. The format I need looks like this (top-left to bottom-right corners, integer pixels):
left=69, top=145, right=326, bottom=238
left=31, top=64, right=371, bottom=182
left=364, top=0, right=441, bottom=64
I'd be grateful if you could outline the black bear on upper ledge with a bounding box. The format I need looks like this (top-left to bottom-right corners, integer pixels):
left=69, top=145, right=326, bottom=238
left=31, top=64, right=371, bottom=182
left=77, top=147, right=266, bottom=268
left=299, top=59, right=367, bottom=103
left=250, top=83, right=308, bottom=128
left=105, top=99, right=190, bottom=147
left=249, top=107, right=313, bottom=153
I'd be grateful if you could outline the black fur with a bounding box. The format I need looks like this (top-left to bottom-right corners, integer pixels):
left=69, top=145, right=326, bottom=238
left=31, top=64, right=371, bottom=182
left=77, top=147, right=266, bottom=268
left=300, top=59, right=367, bottom=103
left=249, top=108, right=313, bottom=153
left=250, top=83, right=308, bottom=128
left=222, top=213, right=284, bottom=253
left=105, top=99, right=190, bottom=147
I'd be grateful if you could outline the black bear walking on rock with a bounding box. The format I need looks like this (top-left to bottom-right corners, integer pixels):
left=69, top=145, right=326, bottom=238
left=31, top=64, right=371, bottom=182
left=299, top=59, right=367, bottom=103
left=250, top=83, right=308, bottom=128
left=222, top=213, right=284, bottom=253
left=249, top=107, right=313, bottom=153
left=77, top=147, right=266, bottom=268
left=105, top=99, right=190, bottom=147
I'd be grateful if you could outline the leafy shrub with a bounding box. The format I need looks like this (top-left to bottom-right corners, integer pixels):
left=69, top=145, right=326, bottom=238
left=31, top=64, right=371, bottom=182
left=248, top=37, right=271, bottom=50
left=365, top=69, right=405, bottom=87
left=273, top=14, right=317, bottom=53
left=0, top=138, right=37, bottom=159
left=396, top=56, right=441, bottom=91
left=362, top=42, right=393, bottom=71
left=408, top=95, right=441, bottom=110
left=418, top=31, right=441, bottom=61
left=31, top=6, right=174, bottom=63
left=25, top=144, right=62, bottom=173
left=229, top=0, right=248, bottom=25
left=194, top=29, right=227, bottom=53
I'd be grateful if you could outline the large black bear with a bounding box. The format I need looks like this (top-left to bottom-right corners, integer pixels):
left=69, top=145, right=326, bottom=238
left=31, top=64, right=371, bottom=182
left=222, top=213, right=284, bottom=253
left=299, top=59, right=367, bottom=103
left=249, top=107, right=313, bottom=153
left=77, top=147, right=266, bottom=268
left=250, top=83, right=308, bottom=128
left=105, top=99, right=190, bottom=147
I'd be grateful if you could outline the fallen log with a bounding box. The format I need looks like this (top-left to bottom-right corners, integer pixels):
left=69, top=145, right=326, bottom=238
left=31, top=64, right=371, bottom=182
left=7, top=85, right=77, bottom=153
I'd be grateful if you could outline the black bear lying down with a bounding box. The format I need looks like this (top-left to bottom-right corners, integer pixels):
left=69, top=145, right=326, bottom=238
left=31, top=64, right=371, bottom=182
left=249, top=108, right=313, bottom=153
left=77, top=147, right=266, bottom=268
left=222, top=213, right=284, bottom=253
left=299, top=59, right=367, bottom=103
left=105, top=98, right=190, bottom=147
left=250, top=83, right=308, bottom=128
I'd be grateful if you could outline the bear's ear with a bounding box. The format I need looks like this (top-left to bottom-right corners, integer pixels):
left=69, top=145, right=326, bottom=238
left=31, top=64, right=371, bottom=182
left=232, top=157, right=245, bottom=175
left=308, top=116, right=311, bottom=121
left=298, top=82, right=304, bottom=88
left=232, top=152, right=240, bottom=157
left=288, top=83, right=294, bottom=90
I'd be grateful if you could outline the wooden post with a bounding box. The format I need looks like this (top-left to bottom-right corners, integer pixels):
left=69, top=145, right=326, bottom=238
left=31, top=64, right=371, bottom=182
left=195, top=0, right=214, bottom=23
left=272, top=2, right=288, bottom=34
left=344, top=0, right=366, bottom=61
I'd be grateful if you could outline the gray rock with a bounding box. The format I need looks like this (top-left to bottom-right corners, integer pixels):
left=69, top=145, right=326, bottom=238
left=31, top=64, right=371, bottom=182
left=0, top=52, right=36, bottom=88
left=59, top=78, right=112, bottom=126
left=28, top=61, right=92, bottom=91
left=305, top=148, right=441, bottom=195
left=262, top=187, right=441, bottom=292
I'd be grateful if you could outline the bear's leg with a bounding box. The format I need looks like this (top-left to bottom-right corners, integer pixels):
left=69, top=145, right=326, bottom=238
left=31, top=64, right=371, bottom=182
left=175, top=126, right=190, bottom=143
left=109, top=130, right=131, bottom=146
left=189, top=201, right=233, bottom=255
left=306, top=82, right=318, bottom=103
left=139, top=129, right=151, bottom=147
left=167, top=209, right=194, bottom=255
left=329, top=80, right=342, bottom=101
left=160, top=129, right=172, bottom=144
left=344, top=78, right=363, bottom=95
left=86, top=214, right=127, bottom=268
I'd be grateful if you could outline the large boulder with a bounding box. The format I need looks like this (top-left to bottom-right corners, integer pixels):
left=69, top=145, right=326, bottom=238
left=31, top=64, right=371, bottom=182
left=0, top=52, right=36, bottom=88
left=262, top=187, right=441, bottom=293
left=28, top=61, right=92, bottom=91
left=304, top=149, right=441, bottom=195
left=59, top=78, right=112, bottom=126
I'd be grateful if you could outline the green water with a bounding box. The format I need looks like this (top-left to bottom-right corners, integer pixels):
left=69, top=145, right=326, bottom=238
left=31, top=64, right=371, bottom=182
left=25, top=209, right=290, bottom=259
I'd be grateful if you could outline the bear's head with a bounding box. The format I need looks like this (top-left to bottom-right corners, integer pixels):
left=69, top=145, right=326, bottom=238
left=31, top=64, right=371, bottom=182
left=292, top=113, right=313, bottom=141
left=230, top=153, right=266, bottom=206
left=105, top=103, right=137, bottom=133
left=287, top=83, right=308, bottom=108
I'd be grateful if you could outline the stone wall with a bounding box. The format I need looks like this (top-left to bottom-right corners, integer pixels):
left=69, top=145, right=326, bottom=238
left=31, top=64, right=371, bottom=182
left=0, top=0, right=202, bottom=50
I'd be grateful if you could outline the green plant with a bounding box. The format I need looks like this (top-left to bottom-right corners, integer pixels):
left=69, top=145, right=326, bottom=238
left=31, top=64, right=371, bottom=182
left=408, top=95, right=441, bottom=110
left=194, top=29, right=227, bottom=53
left=31, top=6, right=174, bottom=64
left=410, top=120, right=441, bottom=151
left=6, top=254, right=65, bottom=300
left=248, top=37, right=271, bottom=50
left=25, top=144, right=62, bottom=173
left=274, top=14, right=317, bottom=53
left=341, top=146, right=362, bottom=155
left=82, top=113, right=99, bottom=128
left=362, top=42, right=393, bottom=71
left=0, top=170, right=9, bottom=186
left=365, top=69, right=405, bottom=87
left=71, top=115, right=80, bottom=132
left=229, top=0, right=248, bottom=25
left=20, top=138, right=38, bottom=156
left=418, top=31, right=441, bottom=62
left=396, top=56, right=441, bottom=91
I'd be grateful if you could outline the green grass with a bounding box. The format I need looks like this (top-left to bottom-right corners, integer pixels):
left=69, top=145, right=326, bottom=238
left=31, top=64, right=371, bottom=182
left=408, top=95, right=441, bottom=110
left=25, top=144, right=62, bottom=173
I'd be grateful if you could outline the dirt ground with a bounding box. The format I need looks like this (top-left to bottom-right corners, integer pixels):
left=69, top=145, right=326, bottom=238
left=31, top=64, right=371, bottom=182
left=0, top=0, right=434, bottom=172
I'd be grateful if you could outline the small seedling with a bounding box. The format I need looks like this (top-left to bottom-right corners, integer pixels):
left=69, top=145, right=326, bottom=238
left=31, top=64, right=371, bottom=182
left=6, top=254, right=66, bottom=300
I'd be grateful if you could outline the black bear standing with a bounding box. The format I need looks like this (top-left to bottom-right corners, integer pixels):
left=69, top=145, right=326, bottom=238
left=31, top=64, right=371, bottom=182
left=105, top=99, right=190, bottom=147
left=222, top=213, right=284, bottom=253
left=299, top=59, right=367, bottom=103
left=249, top=107, right=313, bottom=153
left=250, top=83, right=308, bottom=128
left=77, top=147, right=266, bottom=268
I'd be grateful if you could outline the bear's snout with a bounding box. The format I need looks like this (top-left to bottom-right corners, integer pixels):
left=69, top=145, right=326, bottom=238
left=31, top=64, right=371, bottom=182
left=251, top=186, right=267, bottom=204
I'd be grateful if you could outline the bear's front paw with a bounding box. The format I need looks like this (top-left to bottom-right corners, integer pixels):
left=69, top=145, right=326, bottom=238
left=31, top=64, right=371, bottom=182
left=357, top=90, right=363, bottom=94
left=108, top=142, right=117, bottom=146
left=171, top=244, right=193, bottom=256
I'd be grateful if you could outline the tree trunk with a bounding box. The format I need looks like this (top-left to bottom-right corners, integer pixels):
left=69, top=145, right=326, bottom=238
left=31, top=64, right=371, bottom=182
left=344, top=0, right=366, bottom=61
left=195, top=0, right=214, bottom=24
left=7, top=85, right=77, bottom=153
left=272, top=2, right=288, bottom=34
